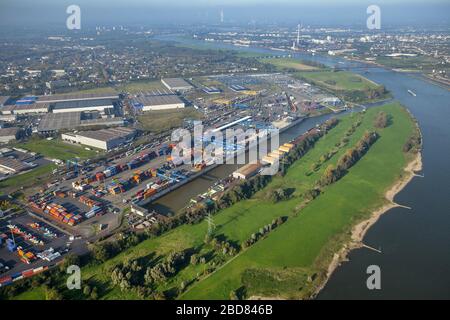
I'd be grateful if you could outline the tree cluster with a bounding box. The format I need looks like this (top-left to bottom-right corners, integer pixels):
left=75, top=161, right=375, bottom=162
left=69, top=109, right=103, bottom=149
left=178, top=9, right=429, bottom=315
left=403, top=133, right=421, bottom=153
left=143, top=251, right=188, bottom=286
left=318, top=131, right=379, bottom=188
left=242, top=217, right=285, bottom=248
left=374, top=111, right=389, bottom=128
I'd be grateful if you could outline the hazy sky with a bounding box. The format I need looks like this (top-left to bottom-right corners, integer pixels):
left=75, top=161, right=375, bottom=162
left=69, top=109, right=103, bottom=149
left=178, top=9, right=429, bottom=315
left=0, top=0, right=449, bottom=29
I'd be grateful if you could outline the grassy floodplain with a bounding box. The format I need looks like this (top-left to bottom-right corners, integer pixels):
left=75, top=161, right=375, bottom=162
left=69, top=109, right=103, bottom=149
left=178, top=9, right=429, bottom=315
left=261, top=58, right=321, bottom=71
left=181, top=102, right=417, bottom=299
left=293, top=70, right=390, bottom=104
left=6, top=102, right=417, bottom=300
left=295, top=70, right=379, bottom=91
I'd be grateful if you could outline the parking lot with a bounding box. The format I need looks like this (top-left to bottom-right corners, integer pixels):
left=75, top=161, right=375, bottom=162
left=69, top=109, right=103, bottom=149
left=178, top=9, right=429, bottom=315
left=0, top=212, right=71, bottom=277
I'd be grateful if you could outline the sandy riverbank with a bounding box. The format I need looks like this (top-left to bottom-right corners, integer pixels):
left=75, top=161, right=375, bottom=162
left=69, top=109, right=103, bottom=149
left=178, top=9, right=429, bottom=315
left=313, top=150, right=423, bottom=298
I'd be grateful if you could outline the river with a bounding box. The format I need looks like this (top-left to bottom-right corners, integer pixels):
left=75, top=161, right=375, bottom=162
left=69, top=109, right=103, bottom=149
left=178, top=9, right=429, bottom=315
left=153, top=35, right=450, bottom=299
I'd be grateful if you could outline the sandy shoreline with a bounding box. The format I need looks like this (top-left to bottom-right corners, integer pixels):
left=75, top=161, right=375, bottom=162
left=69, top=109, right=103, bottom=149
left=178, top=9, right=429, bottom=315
left=313, top=150, right=423, bottom=298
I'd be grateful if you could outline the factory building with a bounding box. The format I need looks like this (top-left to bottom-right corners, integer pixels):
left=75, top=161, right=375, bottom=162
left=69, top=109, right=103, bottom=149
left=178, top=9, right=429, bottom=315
left=0, top=105, right=15, bottom=115
left=161, top=78, right=193, bottom=92
left=232, top=162, right=262, bottom=180
left=37, top=112, right=125, bottom=134
left=61, top=127, right=136, bottom=151
left=35, top=93, right=119, bottom=104
left=0, top=96, right=10, bottom=107
left=51, top=98, right=115, bottom=113
left=133, top=95, right=185, bottom=112
left=0, top=157, right=36, bottom=174
left=0, top=127, right=22, bottom=144
left=0, top=103, right=49, bottom=115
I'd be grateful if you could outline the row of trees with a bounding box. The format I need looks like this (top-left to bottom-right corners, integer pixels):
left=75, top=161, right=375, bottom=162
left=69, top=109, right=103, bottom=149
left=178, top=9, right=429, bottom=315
left=310, top=114, right=365, bottom=175
left=318, top=131, right=379, bottom=188
left=270, top=188, right=291, bottom=203
left=280, top=118, right=340, bottom=176
left=242, top=217, right=286, bottom=249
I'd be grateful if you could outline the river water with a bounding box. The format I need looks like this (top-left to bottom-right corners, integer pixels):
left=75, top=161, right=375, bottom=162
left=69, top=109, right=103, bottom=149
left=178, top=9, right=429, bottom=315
left=153, top=35, right=450, bottom=299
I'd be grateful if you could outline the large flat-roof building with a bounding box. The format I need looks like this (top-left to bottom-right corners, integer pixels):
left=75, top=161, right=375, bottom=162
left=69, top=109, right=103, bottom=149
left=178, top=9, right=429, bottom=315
left=134, top=95, right=185, bottom=112
left=0, top=96, right=10, bottom=107
left=0, top=157, right=36, bottom=174
left=62, top=127, right=136, bottom=151
left=2, top=103, right=50, bottom=115
left=0, top=127, right=21, bottom=144
left=161, top=78, right=193, bottom=92
left=232, top=162, right=262, bottom=180
left=37, top=112, right=125, bottom=134
left=36, top=93, right=119, bottom=104
left=51, top=98, right=115, bottom=113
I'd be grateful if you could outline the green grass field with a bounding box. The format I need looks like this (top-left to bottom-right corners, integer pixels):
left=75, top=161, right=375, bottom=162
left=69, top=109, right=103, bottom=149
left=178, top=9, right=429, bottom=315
left=6, top=102, right=416, bottom=300
left=295, top=70, right=379, bottom=91
left=137, top=108, right=203, bottom=133
left=19, top=138, right=100, bottom=161
left=0, top=163, right=56, bottom=191
left=70, top=87, right=119, bottom=95
left=261, top=58, right=320, bottom=71
left=118, top=80, right=165, bottom=93
left=181, top=102, right=415, bottom=299
left=11, top=286, right=47, bottom=300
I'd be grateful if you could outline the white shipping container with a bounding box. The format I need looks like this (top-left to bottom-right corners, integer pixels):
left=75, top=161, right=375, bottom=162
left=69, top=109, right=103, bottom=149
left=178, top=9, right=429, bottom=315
left=13, top=275, right=24, bottom=282
left=85, top=211, right=95, bottom=219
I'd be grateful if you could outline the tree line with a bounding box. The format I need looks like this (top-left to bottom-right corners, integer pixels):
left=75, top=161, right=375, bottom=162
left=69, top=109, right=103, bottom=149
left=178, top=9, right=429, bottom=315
left=318, top=131, right=379, bottom=188
left=242, top=217, right=286, bottom=249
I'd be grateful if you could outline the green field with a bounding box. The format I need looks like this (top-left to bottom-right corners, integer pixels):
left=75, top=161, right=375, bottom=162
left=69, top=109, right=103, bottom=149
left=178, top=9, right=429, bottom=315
left=181, top=102, right=415, bottom=299
left=70, top=86, right=119, bottom=95
left=4, top=102, right=416, bottom=300
left=0, top=163, right=56, bottom=191
left=118, top=80, right=165, bottom=93
left=137, top=108, right=203, bottom=133
left=296, top=70, right=379, bottom=91
left=375, top=55, right=444, bottom=72
left=19, top=138, right=100, bottom=161
left=11, top=286, right=47, bottom=300
left=261, top=58, right=320, bottom=71
left=294, top=70, right=390, bottom=104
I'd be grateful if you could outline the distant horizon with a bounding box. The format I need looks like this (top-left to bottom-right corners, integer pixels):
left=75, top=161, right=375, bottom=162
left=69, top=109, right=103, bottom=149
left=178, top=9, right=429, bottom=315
left=1, top=1, right=449, bottom=29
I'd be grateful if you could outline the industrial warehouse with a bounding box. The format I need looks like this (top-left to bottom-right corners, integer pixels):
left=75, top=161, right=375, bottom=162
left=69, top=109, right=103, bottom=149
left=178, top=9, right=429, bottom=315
left=0, top=96, right=11, bottom=108
left=37, top=112, right=125, bottom=134
left=51, top=98, right=116, bottom=113
left=161, top=78, right=193, bottom=92
left=0, top=103, right=50, bottom=115
left=61, top=127, right=137, bottom=151
left=0, top=127, right=22, bottom=143
left=133, top=94, right=185, bottom=111
left=35, top=92, right=119, bottom=104
left=0, top=157, right=36, bottom=174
